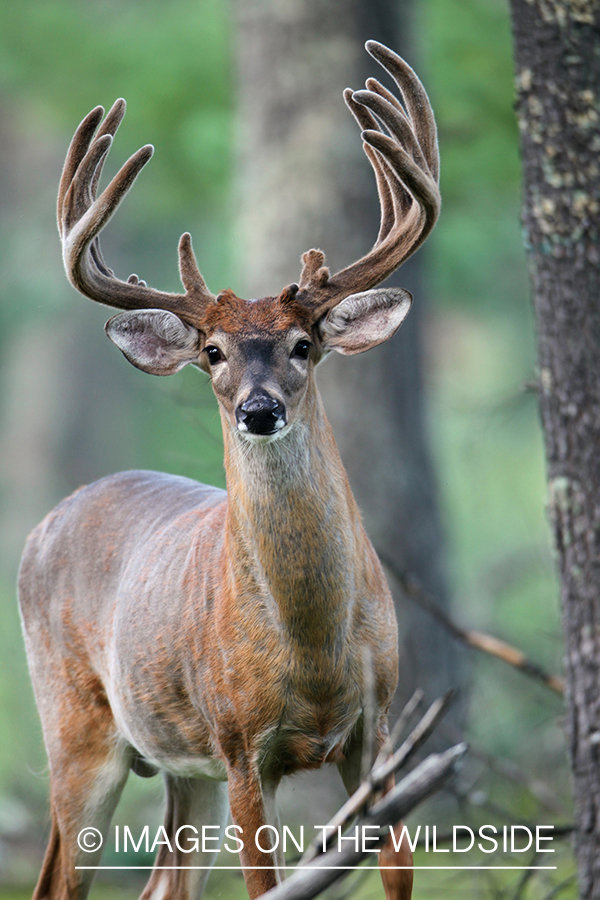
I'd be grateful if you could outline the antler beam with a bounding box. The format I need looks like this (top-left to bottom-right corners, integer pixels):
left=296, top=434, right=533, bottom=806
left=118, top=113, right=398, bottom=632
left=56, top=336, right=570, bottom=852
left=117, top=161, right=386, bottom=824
left=298, top=41, right=441, bottom=317
left=57, top=99, right=215, bottom=329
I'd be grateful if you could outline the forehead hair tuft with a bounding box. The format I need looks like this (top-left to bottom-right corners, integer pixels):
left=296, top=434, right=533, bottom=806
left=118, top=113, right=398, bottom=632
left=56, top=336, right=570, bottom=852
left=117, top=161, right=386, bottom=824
left=202, top=287, right=314, bottom=335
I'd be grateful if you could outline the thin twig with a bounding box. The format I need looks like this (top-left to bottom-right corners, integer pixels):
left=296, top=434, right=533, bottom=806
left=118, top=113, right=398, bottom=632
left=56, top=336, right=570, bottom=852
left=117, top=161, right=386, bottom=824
left=373, top=688, right=424, bottom=770
left=540, top=874, right=577, bottom=900
left=379, top=552, right=564, bottom=695
left=447, top=782, right=534, bottom=829
left=378, top=690, right=455, bottom=785
left=512, top=849, right=539, bottom=900
left=446, top=780, right=575, bottom=844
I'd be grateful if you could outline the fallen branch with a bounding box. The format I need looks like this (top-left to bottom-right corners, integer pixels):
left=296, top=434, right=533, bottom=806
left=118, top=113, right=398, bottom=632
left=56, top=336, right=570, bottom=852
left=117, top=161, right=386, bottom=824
left=379, top=551, right=564, bottom=696
left=261, top=742, right=468, bottom=900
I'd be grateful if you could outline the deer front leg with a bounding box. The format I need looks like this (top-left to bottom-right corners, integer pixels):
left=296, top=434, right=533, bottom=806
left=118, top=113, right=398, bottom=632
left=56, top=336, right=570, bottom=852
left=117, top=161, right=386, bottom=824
left=338, top=727, right=413, bottom=900
left=378, top=774, right=414, bottom=900
left=227, top=767, right=282, bottom=898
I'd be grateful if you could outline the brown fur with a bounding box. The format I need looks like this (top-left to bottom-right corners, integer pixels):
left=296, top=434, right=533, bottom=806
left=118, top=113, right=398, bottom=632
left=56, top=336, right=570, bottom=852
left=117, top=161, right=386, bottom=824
left=202, top=288, right=314, bottom=336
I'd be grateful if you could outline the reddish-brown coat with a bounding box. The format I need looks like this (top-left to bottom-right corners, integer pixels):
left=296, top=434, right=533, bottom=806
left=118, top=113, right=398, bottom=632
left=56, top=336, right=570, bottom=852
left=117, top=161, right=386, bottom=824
left=19, top=376, right=402, bottom=899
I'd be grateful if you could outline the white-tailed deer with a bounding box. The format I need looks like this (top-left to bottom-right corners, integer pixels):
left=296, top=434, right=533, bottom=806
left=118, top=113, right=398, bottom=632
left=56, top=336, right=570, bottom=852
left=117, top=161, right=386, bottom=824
left=19, top=41, right=439, bottom=900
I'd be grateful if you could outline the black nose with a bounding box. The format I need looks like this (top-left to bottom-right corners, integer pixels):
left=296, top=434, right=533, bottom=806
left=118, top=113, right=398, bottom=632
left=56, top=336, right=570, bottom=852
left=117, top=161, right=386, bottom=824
left=236, top=391, right=286, bottom=435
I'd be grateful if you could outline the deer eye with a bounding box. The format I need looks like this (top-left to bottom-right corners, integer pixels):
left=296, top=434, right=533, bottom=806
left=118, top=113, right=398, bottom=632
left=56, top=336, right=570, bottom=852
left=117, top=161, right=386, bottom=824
left=292, top=340, right=311, bottom=360
left=205, top=345, right=224, bottom=365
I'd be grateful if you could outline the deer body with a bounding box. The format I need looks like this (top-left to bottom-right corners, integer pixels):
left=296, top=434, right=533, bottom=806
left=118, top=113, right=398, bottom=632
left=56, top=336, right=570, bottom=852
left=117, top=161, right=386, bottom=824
left=19, top=41, right=440, bottom=900
left=21, top=388, right=397, bottom=899
left=21, top=417, right=396, bottom=779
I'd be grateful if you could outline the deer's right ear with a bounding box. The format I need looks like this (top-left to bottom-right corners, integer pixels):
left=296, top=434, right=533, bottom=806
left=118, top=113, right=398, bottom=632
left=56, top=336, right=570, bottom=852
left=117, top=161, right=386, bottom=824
left=317, top=288, right=412, bottom=355
left=105, top=310, right=202, bottom=376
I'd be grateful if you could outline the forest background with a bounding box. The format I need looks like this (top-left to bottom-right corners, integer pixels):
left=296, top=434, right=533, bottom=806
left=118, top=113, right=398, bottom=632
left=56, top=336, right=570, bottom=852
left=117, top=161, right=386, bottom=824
left=0, top=0, right=573, bottom=897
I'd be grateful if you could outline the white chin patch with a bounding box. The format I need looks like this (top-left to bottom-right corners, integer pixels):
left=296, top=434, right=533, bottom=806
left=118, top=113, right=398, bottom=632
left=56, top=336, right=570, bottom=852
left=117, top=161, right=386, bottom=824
left=238, top=421, right=289, bottom=443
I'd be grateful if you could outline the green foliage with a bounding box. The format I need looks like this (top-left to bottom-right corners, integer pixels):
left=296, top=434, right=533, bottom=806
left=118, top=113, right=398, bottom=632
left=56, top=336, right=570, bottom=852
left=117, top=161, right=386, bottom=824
left=421, top=0, right=520, bottom=194
left=0, top=0, right=232, bottom=215
left=418, top=0, right=527, bottom=311
left=0, top=582, right=47, bottom=806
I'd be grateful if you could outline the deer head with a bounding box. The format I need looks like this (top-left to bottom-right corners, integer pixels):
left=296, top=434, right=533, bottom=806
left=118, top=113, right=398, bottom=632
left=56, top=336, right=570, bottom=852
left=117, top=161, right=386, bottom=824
left=57, top=41, right=440, bottom=441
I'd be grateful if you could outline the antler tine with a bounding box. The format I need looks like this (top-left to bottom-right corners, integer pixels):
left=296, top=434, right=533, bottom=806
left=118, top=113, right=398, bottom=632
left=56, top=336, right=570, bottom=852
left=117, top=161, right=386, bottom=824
left=344, top=88, right=412, bottom=243
left=57, top=104, right=104, bottom=235
left=366, top=41, right=439, bottom=181
left=58, top=103, right=216, bottom=329
left=354, top=87, right=431, bottom=178
left=298, top=41, right=440, bottom=318
left=365, top=77, right=403, bottom=115
left=90, top=99, right=128, bottom=203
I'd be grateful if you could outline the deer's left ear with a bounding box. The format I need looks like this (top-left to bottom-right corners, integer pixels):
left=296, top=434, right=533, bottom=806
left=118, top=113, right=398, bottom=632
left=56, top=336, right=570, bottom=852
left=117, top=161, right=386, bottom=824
left=317, top=288, right=412, bottom=355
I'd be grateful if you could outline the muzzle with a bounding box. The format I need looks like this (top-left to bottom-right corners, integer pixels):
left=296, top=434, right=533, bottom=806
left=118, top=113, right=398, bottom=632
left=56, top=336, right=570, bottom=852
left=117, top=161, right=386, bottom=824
left=235, top=390, right=287, bottom=436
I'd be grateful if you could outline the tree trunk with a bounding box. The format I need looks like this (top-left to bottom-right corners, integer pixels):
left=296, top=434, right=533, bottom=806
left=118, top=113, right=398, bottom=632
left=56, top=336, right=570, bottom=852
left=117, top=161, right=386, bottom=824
left=509, top=2, right=600, bottom=895
left=233, top=0, right=457, bottom=712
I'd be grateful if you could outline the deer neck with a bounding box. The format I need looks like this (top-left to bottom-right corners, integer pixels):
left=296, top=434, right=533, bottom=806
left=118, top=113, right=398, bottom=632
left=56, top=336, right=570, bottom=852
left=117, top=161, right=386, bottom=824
left=221, top=389, right=362, bottom=646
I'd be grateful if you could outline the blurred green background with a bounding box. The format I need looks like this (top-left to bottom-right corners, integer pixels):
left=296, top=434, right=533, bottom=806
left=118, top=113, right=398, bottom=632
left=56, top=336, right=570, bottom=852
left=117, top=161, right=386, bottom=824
left=0, top=0, right=572, bottom=897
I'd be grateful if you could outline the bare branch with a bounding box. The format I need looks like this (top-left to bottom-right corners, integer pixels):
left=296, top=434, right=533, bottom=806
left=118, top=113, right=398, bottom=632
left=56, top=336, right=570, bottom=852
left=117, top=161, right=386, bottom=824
left=379, top=551, right=564, bottom=695
left=440, top=720, right=562, bottom=813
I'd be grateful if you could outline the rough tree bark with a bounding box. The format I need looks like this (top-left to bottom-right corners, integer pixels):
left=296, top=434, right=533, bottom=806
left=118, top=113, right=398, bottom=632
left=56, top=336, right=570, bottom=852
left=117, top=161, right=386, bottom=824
left=233, top=0, right=458, bottom=716
left=509, top=2, right=600, bottom=896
